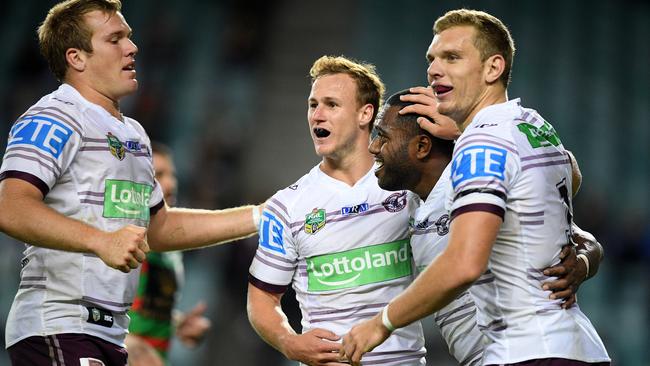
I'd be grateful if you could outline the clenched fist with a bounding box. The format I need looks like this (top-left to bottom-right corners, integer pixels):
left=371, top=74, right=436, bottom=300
left=95, top=225, right=149, bottom=273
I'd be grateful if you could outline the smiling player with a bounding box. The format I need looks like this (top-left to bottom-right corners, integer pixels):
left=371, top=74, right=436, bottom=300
left=246, top=55, right=427, bottom=366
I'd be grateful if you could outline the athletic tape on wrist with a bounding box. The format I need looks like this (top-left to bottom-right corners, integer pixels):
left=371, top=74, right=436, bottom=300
left=381, top=304, right=395, bottom=332
left=576, top=253, right=590, bottom=280
left=252, top=206, right=261, bottom=230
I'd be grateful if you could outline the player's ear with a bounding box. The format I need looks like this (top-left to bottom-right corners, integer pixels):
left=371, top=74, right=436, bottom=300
left=66, top=48, right=86, bottom=73
left=484, top=54, right=505, bottom=84
left=359, top=104, right=374, bottom=129
left=415, top=135, right=432, bottom=159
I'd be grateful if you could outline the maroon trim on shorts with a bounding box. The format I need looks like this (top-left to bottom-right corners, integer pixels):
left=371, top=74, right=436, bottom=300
left=8, top=333, right=127, bottom=366
left=487, top=358, right=610, bottom=366
left=249, top=273, right=288, bottom=294
left=0, top=170, right=49, bottom=197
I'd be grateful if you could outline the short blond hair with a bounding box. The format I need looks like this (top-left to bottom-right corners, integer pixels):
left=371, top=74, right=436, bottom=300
left=38, top=0, right=122, bottom=81
left=434, top=9, right=515, bottom=88
left=310, top=55, right=385, bottom=126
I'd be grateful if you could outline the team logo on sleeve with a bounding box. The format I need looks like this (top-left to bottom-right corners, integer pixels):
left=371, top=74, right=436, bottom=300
left=304, top=208, right=326, bottom=235
left=382, top=191, right=407, bottom=212
left=8, top=116, right=73, bottom=158
left=106, top=132, right=126, bottom=160
left=260, top=212, right=285, bottom=253
left=451, top=145, right=507, bottom=188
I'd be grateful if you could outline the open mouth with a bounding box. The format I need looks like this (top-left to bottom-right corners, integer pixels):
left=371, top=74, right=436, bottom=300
left=433, top=85, right=453, bottom=97
left=313, top=128, right=331, bottom=138
left=122, top=63, right=136, bottom=72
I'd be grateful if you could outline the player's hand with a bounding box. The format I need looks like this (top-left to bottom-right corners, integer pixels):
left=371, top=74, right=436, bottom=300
left=175, top=302, right=212, bottom=348
left=281, top=328, right=349, bottom=366
left=341, top=315, right=390, bottom=366
left=95, top=225, right=149, bottom=273
left=125, top=334, right=164, bottom=366
left=398, top=86, right=461, bottom=140
left=542, top=244, right=586, bottom=308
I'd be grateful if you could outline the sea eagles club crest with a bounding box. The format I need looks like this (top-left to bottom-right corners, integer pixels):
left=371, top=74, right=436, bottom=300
left=304, top=208, right=326, bottom=235
left=107, top=132, right=126, bottom=161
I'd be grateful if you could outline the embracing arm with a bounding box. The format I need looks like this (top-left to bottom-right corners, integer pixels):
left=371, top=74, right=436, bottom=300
left=398, top=86, right=461, bottom=140
left=147, top=204, right=261, bottom=252
left=342, top=211, right=501, bottom=365
left=0, top=178, right=148, bottom=272
left=572, top=224, right=603, bottom=280
left=380, top=211, right=498, bottom=327
left=540, top=147, right=602, bottom=307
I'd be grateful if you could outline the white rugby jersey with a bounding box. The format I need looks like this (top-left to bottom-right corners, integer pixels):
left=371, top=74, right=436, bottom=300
left=0, top=84, right=163, bottom=348
left=447, top=99, right=609, bottom=364
left=410, top=163, right=484, bottom=366
left=249, top=165, right=426, bottom=366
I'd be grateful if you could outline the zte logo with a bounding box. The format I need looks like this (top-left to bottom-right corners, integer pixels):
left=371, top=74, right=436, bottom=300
left=8, top=116, right=73, bottom=158
left=260, top=212, right=285, bottom=254
left=451, top=145, right=507, bottom=188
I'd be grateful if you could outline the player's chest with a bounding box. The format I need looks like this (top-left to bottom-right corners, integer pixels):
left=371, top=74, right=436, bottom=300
left=293, top=190, right=412, bottom=258
left=76, top=119, right=152, bottom=178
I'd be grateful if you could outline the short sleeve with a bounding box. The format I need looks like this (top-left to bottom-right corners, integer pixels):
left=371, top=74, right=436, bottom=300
left=248, top=196, right=298, bottom=293
left=448, top=130, right=519, bottom=221
left=0, top=108, right=83, bottom=195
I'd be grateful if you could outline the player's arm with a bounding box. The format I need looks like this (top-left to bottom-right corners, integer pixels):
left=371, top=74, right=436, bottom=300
left=147, top=203, right=261, bottom=252
left=397, top=86, right=461, bottom=140
left=567, top=150, right=582, bottom=197
left=542, top=223, right=604, bottom=308
left=342, top=211, right=501, bottom=365
left=247, top=283, right=347, bottom=366
left=0, top=177, right=148, bottom=273
left=174, top=302, right=212, bottom=348
left=541, top=151, right=602, bottom=307
left=573, top=224, right=603, bottom=280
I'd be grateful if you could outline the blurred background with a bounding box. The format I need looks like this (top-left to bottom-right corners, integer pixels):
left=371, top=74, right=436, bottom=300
left=0, top=0, right=648, bottom=365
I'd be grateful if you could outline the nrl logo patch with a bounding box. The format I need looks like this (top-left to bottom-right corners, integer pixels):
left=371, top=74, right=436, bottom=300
left=106, top=132, right=126, bottom=161
left=304, top=208, right=326, bottom=235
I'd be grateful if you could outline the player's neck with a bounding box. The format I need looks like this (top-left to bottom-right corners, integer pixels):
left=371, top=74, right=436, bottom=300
left=65, top=80, right=124, bottom=120
left=459, top=87, right=508, bottom=132
left=412, top=158, right=451, bottom=200
left=320, top=149, right=374, bottom=187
